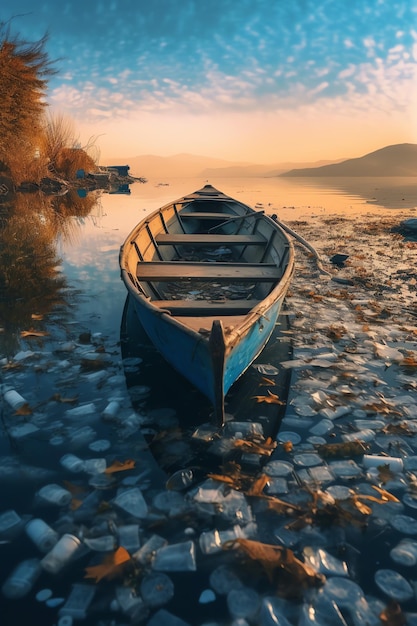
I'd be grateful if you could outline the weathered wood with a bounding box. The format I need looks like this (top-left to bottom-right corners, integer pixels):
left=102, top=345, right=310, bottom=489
left=137, top=261, right=281, bottom=282
left=155, top=233, right=266, bottom=246
left=153, top=299, right=260, bottom=315
left=179, top=212, right=237, bottom=220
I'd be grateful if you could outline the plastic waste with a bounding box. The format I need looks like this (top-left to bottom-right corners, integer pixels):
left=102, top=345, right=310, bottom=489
left=59, top=454, right=85, bottom=473
left=112, top=487, right=148, bottom=518
left=227, top=586, right=260, bottom=621
left=152, top=540, right=196, bottom=572
left=41, top=533, right=83, bottom=574
left=1, top=558, right=42, bottom=598
left=25, top=518, right=59, bottom=553
left=0, top=509, right=23, bottom=538
left=374, top=569, right=414, bottom=602
left=3, top=388, right=27, bottom=410
left=59, top=583, right=96, bottom=620
left=37, top=483, right=72, bottom=506
left=140, top=572, right=174, bottom=607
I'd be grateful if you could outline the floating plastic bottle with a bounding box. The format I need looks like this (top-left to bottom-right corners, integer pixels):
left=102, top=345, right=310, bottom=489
left=37, top=483, right=72, bottom=506
left=25, top=518, right=59, bottom=553
left=41, top=533, right=83, bottom=574
left=362, top=455, right=404, bottom=473
left=1, top=558, right=42, bottom=598
left=3, top=388, right=27, bottom=410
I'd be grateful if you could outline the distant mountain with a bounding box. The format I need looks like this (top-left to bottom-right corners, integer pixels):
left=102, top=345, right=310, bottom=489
left=201, top=159, right=340, bottom=178
left=280, top=144, right=417, bottom=177
left=110, top=152, right=342, bottom=179
left=111, top=153, right=253, bottom=179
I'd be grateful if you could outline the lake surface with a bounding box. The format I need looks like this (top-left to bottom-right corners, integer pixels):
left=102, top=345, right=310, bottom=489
left=0, top=176, right=417, bottom=626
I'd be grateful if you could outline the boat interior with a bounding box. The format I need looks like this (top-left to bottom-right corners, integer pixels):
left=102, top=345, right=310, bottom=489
left=127, top=197, right=291, bottom=319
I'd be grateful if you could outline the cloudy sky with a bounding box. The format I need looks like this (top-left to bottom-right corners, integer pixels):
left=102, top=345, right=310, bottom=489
left=4, top=1, right=417, bottom=163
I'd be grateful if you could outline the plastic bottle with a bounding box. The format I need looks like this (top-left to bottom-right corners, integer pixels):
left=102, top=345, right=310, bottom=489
left=41, top=533, right=83, bottom=574
left=1, top=558, right=42, bottom=598
left=25, top=518, right=59, bottom=553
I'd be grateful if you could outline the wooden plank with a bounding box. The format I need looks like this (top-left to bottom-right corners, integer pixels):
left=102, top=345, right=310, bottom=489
left=179, top=212, right=237, bottom=220
left=136, top=261, right=280, bottom=282
left=152, top=299, right=259, bottom=315
left=155, top=233, right=266, bottom=246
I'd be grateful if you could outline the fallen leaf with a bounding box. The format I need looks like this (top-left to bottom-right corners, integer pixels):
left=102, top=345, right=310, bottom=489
left=84, top=547, right=131, bottom=583
left=20, top=329, right=49, bottom=338
left=247, top=474, right=269, bottom=496
left=223, top=538, right=324, bottom=596
left=259, top=376, right=276, bottom=386
left=233, top=436, right=277, bottom=456
left=14, top=403, right=32, bottom=416
left=377, top=464, right=396, bottom=484
left=105, top=459, right=136, bottom=474
left=251, top=390, right=285, bottom=405
left=317, top=441, right=369, bottom=458
left=371, top=486, right=400, bottom=502
left=380, top=601, right=407, bottom=626
left=50, top=393, right=78, bottom=404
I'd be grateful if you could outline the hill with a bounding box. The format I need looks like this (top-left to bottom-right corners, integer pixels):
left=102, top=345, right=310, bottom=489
left=280, top=144, right=417, bottom=177
left=110, top=153, right=341, bottom=179
left=111, top=153, right=253, bottom=179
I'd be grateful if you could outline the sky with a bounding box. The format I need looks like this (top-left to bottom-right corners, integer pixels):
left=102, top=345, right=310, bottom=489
left=3, top=0, right=417, bottom=164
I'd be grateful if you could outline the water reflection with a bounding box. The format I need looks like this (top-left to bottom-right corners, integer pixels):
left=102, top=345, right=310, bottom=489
left=296, top=176, right=417, bottom=209
left=0, top=193, right=70, bottom=356
left=0, top=178, right=416, bottom=626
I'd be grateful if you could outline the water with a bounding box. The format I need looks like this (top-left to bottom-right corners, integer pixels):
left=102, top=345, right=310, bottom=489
left=0, top=175, right=417, bottom=625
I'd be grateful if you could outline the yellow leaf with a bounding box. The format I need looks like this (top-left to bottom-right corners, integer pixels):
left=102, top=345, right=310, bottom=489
left=247, top=474, right=269, bottom=496
left=104, top=459, right=136, bottom=474
left=233, top=437, right=277, bottom=456
left=352, top=498, right=372, bottom=516
left=259, top=376, right=276, bottom=386
left=84, top=547, right=131, bottom=583
left=14, top=403, right=32, bottom=416
left=224, top=538, right=324, bottom=594
left=251, top=390, right=285, bottom=405
left=371, top=486, right=400, bottom=502
left=20, top=329, right=49, bottom=338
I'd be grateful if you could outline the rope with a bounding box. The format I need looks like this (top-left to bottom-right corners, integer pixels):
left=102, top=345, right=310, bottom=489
left=271, top=214, right=332, bottom=276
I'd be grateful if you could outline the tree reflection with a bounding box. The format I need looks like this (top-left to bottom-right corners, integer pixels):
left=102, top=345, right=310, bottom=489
left=0, top=189, right=101, bottom=357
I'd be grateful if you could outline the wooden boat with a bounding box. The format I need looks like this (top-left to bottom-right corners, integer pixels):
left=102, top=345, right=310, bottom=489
left=119, top=184, right=295, bottom=425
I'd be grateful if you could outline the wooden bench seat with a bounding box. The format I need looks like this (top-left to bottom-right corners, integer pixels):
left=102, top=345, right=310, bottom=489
left=136, top=261, right=280, bottom=282
left=155, top=233, right=266, bottom=246
left=152, top=299, right=260, bottom=315
left=179, top=212, right=238, bottom=220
